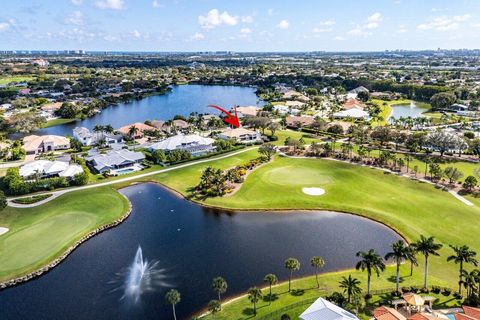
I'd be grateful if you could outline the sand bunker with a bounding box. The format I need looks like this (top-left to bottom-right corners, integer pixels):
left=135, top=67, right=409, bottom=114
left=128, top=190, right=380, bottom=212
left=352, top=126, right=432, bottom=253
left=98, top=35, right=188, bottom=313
left=0, top=227, right=9, bottom=236
left=302, top=187, right=325, bottom=196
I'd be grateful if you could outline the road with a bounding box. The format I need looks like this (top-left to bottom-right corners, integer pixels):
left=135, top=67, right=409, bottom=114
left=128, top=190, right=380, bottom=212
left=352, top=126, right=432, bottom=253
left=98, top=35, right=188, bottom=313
left=8, top=147, right=257, bottom=208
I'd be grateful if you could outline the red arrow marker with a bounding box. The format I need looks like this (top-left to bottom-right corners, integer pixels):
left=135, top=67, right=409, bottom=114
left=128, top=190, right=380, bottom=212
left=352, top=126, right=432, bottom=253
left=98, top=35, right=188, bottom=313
left=208, top=104, right=240, bottom=128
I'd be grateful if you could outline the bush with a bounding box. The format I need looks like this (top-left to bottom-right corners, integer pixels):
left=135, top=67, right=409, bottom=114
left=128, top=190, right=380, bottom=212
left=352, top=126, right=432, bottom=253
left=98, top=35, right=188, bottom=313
left=441, top=288, right=452, bottom=296
left=401, top=287, right=411, bottom=293
left=281, top=315, right=291, bottom=320
left=0, top=190, right=7, bottom=210
left=454, top=292, right=463, bottom=300
left=364, top=293, right=372, bottom=300
left=431, top=286, right=441, bottom=294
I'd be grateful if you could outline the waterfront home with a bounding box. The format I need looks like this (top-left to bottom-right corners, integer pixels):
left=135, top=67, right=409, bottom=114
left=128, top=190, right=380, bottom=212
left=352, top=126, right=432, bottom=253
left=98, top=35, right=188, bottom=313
left=286, top=115, right=315, bottom=128
left=148, top=134, right=216, bottom=156
left=372, top=305, right=480, bottom=320
left=172, top=119, right=190, bottom=132
left=285, top=100, right=306, bottom=108
left=300, top=297, right=359, bottom=320
left=116, top=122, right=159, bottom=139
left=19, top=160, right=83, bottom=180
left=333, top=108, right=370, bottom=120
left=73, top=127, right=124, bottom=146
left=85, top=149, right=145, bottom=174
left=23, top=135, right=70, bottom=155
left=218, top=128, right=262, bottom=143
left=273, top=105, right=290, bottom=115
left=235, top=106, right=261, bottom=117
left=283, top=90, right=310, bottom=102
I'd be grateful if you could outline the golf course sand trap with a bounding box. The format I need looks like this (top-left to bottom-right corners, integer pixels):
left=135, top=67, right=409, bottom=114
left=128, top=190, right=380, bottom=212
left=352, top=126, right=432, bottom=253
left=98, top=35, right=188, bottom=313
left=0, top=227, right=9, bottom=236
left=302, top=187, right=325, bottom=196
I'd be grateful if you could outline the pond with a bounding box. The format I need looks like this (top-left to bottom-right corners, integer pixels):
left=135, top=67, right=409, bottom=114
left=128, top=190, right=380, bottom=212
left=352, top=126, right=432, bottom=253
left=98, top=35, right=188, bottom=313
left=389, top=101, right=430, bottom=120
left=0, top=183, right=402, bottom=320
left=34, top=85, right=263, bottom=137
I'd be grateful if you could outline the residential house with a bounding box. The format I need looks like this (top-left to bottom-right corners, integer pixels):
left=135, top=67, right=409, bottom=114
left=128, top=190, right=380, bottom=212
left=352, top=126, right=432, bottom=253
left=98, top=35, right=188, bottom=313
left=235, top=106, right=261, bottom=117
left=333, top=108, right=370, bottom=120
left=343, top=98, right=366, bottom=110
left=300, top=297, right=359, bottom=320
left=85, top=149, right=145, bottom=174
left=23, top=135, right=70, bottom=155
left=218, top=128, right=262, bottom=143
left=19, top=160, right=83, bottom=180
left=149, top=134, right=216, bottom=156
left=116, top=122, right=159, bottom=139
left=73, top=127, right=124, bottom=146
left=286, top=115, right=315, bottom=128
left=347, top=86, right=369, bottom=99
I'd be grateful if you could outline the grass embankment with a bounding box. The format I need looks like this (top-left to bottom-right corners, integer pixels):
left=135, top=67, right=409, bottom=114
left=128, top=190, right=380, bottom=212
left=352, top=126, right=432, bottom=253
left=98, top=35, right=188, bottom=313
left=0, top=187, right=128, bottom=283
left=43, top=118, right=77, bottom=128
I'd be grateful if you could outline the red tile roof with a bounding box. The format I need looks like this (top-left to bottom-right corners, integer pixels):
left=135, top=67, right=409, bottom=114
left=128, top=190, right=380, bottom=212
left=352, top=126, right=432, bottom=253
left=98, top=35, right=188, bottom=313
left=373, top=307, right=406, bottom=320
left=463, top=306, right=480, bottom=320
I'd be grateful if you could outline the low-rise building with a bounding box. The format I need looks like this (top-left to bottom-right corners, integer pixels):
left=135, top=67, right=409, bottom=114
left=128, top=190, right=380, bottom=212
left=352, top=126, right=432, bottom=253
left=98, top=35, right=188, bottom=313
left=23, top=135, right=70, bottom=155
left=218, top=128, right=262, bottom=143
left=85, top=149, right=145, bottom=174
left=149, top=134, right=216, bottom=156
left=286, top=115, right=315, bottom=128
left=73, top=127, right=124, bottom=146
left=116, top=122, right=159, bottom=139
left=235, top=106, right=261, bottom=117
left=19, top=160, right=83, bottom=180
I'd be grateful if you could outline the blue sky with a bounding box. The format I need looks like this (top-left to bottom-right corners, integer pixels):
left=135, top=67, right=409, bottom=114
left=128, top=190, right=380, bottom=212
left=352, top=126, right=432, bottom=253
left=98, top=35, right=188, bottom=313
left=1, top=0, right=480, bottom=51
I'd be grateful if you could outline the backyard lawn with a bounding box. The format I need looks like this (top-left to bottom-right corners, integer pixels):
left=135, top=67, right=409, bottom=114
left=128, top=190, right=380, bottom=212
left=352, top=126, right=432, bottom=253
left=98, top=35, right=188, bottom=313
left=0, top=187, right=128, bottom=282
left=0, top=76, right=34, bottom=85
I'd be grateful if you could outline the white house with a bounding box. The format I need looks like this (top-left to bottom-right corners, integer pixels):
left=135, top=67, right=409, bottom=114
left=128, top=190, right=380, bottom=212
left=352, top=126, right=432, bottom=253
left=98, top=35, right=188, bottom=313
left=300, top=297, right=359, bottom=320
left=73, top=127, right=124, bottom=146
left=20, top=160, right=83, bottom=180
left=148, top=134, right=216, bottom=156
left=333, top=108, right=370, bottom=120
left=218, top=128, right=262, bottom=143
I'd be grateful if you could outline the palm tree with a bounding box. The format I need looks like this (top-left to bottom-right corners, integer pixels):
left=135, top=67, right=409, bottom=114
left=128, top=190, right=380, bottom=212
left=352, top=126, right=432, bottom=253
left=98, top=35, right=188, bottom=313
left=461, top=270, right=478, bottom=298
left=355, top=249, right=385, bottom=295
left=385, top=240, right=409, bottom=292
left=406, top=245, right=418, bottom=277
left=104, top=124, right=114, bottom=133
left=412, top=235, right=443, bottom=289
left=128, top=125, right=139, bottom=138
left=165, top=289, right=180, bottom=320
left=263, top=274, right=278, bottom=305
left=207, top=300, right=221, bottom=320
left=447, top=245, right=478, bottom=294
left=405, top=155, right=413, bottom=173
left=310, top=256, right=325, bottom=288
left=247, top=287, right=263, bottom=316
left=284, top=258, right=301, bottom=292
left=339, top=275, right=362, bottom=303
left=212, top=277, right=228, bottom=308
left=473, top=269, right=480, bottom=298
left=93, top=124, right=104, bottom=133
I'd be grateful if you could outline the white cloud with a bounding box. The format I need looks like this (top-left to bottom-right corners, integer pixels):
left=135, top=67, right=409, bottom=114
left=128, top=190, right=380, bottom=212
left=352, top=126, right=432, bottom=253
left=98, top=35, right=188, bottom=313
left=71, top=0, right=83, bottom=5
left=95, top=0, right=125, bottom=10
left=319, top=19, right=335, bottom=26
left=397, top=25, right=408, bottom=33
left=241, top=15, right=254, bottom=23
left=367, top=12, right=382, bottom=23
left=64, top=11, right=84, bottom=26
left=198, top=9, right=238, bottom=29
left=152, top=0, right=162, bottom=8
left=312, top=27, right=332, bottom=33
left=132, top=30, right=141, bottom=38
left=277, top=20, right=289, bottom=29
left=240, top=28, right=252, bottom=34
left=417, top=15, right=470, bottom=31
left=0, top=22, right=10, bottom=32
left=348, top=25, right=371, bottom=37
left=335, top=36, right=345, bottom=41
left=190, top=32, right=205, bottom=40
left=267, top=9, right=274, bottom=16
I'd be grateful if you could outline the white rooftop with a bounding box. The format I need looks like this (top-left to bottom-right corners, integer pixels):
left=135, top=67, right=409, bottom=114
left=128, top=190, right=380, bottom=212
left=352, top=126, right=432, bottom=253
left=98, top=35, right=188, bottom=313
left=300, top=298, right=359, bottom=320
left=149, top=134, right=215, bottom=152
left=20, top=160, right=83, bottom=178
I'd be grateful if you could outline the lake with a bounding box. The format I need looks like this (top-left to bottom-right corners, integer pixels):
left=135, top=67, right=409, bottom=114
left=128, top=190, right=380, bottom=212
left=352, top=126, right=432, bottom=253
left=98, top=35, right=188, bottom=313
left=0, top=183, right=401, bottom=320
left=34, top=85, right=263, bottom=136
left=389, top=101, right=430, bottom=120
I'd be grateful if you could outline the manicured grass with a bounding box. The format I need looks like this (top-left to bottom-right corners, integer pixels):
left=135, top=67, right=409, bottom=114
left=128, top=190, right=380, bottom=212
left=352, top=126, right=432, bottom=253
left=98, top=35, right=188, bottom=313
left=43, top=118, right=77, bottom=128
left=0, top=76, right=34, bottom=85
left=0, top=187, right=129, bottom=282
left=272, top=130, right=321, bottom=146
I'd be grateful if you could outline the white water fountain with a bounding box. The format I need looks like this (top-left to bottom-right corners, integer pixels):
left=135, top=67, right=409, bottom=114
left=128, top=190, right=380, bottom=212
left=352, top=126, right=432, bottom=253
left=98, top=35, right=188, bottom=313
left=112, top=246, right=171, bottom=303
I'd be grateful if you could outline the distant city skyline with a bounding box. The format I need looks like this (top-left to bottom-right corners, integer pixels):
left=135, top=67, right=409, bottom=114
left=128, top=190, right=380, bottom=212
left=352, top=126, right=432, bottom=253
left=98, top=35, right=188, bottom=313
left=1, top=0, right=480, bottom=52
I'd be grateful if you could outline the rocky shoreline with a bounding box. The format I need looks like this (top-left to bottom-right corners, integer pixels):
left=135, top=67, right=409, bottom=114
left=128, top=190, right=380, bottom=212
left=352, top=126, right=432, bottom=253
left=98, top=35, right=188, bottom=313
left=0, top=196, right=132, bottom=290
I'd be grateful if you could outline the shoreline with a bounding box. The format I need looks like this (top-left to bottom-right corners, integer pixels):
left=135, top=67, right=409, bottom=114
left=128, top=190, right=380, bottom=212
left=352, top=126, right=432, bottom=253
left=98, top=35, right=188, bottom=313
left=0, top=194, right=133, bottom=290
